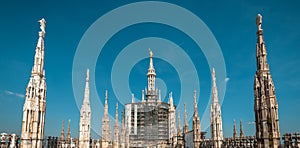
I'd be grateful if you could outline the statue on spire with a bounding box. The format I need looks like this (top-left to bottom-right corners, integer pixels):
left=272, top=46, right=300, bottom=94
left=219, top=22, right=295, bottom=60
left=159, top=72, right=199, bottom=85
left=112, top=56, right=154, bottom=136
left=105, top=90, right=108, bottom=104
left=149, top=48, right=153, bottom=58
left=38, top=18, right=46, bottom=33
left=256, top=14, right=262, bottom=31
left=86, top=69, right=90, bottom=81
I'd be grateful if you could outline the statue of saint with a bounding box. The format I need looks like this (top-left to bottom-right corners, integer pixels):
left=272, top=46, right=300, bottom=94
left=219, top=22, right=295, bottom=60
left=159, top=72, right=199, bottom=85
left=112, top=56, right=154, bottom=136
left=38, top=18, right=46, bottom=33
left=256, top=14, right=262, bottom=31
left=149, top=49, right=153, bottom=57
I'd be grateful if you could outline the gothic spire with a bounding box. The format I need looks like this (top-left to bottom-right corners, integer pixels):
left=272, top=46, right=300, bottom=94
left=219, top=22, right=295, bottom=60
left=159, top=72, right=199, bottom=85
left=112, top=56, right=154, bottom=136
left=193, top=90, right=198, bottom=116
left=240, top=119, right=244, bottom=138
left=192, top=90, right=201, bottom=147
left=147, top=49, right=156, bottom=91
left=114, top=103, right=119, bottom=131
left=255, top=14, right=269, bottom=72
left=83, top=69, right=90, bottom=105
left=212, top=68, right=218, bottom=103
left=105, top=90, right=108, bottom=105
left=102, top=90, right=111, bottom=143
left=233, top=119, right=237, bottom=139
left=254, top=14, right=280, bottom=148
left=32, top=18, right=46, bottom=76
left=120, top=110, right=125, bottom=148
left=60, top=120, right=65, bottom=141
left=168, top=92, right=177, bottom=141
left=210, top=68, right=224, bottom=148
left=21, top=18, right=47, bottom=148
left=184, top=103, right=188, bottom=133
left=113, top=103, right=119, bottom=148
left=169, top=92, right=174, bottom=108
left=79, top=69, right=91, bottom=148
left=67, top=119, right=71, bottom=141
left=177, top=111, right=182, bottom=134
left=115, top=103, right=118, bottom=124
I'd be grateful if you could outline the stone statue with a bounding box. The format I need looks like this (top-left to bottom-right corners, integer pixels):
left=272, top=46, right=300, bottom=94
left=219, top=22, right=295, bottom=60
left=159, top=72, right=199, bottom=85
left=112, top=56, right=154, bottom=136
left=0, top=133, right=7, bottom=142
left=256, top=14, right=262, bottom=31
left=149, top=49, right=153, bottom=57
left=9, top=134, right=17, bottom=148
left=38, top=18, right=46, bottom=33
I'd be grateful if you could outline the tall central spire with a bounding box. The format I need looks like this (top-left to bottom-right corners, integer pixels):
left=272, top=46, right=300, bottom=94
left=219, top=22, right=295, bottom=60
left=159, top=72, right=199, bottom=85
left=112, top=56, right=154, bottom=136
left=147, top=49, right=156, bottom=91
left=102, top=90, right=111, bottom=146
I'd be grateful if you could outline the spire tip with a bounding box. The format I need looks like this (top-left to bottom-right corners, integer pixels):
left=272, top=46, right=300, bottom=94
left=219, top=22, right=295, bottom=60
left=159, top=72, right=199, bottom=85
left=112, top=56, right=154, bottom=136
left=149, top=48, right=153, bottom=58
left=256, top=14, right=263, bottom=31
left=86, top=69, right=90, bottom=81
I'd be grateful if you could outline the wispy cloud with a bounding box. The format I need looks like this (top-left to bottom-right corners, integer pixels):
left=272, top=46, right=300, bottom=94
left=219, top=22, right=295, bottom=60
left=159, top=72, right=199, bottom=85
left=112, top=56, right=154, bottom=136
left=247, top=121, right=255, bottom=125
left=225, top=77, right=230, bottom=83
left=4, top=90, right=25, bottom=99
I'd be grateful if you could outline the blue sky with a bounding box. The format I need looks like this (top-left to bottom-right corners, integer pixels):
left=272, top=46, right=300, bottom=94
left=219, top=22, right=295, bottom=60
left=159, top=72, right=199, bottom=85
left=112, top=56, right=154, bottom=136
left=0, top=0, right=299, bottom=139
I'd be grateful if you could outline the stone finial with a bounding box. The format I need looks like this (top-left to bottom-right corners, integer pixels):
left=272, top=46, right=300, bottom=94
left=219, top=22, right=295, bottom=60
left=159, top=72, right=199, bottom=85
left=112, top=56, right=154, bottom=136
left=256, top=14, right=262, bottom=31
left=149, top=48, right=153, bottom=58
left=105, top=90, right=108, bottom=104
left=86, top=69, right=90, bottom=82
left=38, top=18, right=46, bottom=33
left=194, top=90, right=197, bottom=108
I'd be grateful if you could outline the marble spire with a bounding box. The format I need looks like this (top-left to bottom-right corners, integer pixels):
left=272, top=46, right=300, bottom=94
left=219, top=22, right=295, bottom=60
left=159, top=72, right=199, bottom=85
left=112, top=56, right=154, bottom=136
left=102, top=90, right=111, bottom=147
left=58, top=120, right=65, bottom=148
left=145, top=49, right=159, bottom=103
left=240, top=119, right=244, bottom=138
left=183, top=103, right=188, bottom=133
left=120, top=111, right=125, bottom=148
left=233, top=119, right=237, bottom=139
left=254, top=14, right=280, bottom=148
left=210, top=68, right=224, bottom=148
left=66, top=119, right=71, bottom=146
left=147, top=49, right=156, bottom=91
left=20, top=18, right=47, bottom=148
left=79, top=69, right=91, bottom=148
left=113, top=103, right=119, bottom=148
left=192, top=90, right=201, bottom=147
left=168, top=92, right=177, bottom=140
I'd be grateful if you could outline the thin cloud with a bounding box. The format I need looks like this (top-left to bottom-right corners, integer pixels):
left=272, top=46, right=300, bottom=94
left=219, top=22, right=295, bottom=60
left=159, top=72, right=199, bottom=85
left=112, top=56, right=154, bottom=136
left=247, top=121, right=255, bottom=125
left=4, top=90, right=25, bottom=99
left=225, top=77, right=230, bottom=83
